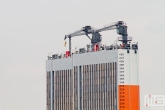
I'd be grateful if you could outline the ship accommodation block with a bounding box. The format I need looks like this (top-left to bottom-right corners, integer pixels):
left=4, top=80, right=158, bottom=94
left=46, top=49, right=139, bottom=110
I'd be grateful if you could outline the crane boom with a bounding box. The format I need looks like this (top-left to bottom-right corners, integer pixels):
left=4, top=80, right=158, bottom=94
left=96, top=21, right=123, bottom=32
left=64, top=26, right=93, bottom=40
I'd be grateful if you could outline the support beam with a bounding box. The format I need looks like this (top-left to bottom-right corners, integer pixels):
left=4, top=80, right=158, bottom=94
left=69, top=37, right=71, bottom=54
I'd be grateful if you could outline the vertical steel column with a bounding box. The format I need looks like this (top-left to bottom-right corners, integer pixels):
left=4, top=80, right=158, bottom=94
left=68, top=70, right=71, bottom=110
left=71, top=69, right=73, bottom=110
left=66, top=71, right=67, bottom=110
left=56, top=72, right=58, bottom=110
left=74, top=68, right=75, bottom=110
left=103, top=64, right=104, bottom=110
left=69, top=37, right=71, bottom=53
left=46, top=72, right=48, bottom=110
left=92, top=64, right=95, bottom=110
left=99, top=64, right=101, bottom=110
left=50, top=71, right=54, bottom=110
left=52, top=71, right=54, bottom=110
left=101, top=64, right=103, bottom=110
left=97, top=64, right=99, bottom=110
left=50, top=71, right=52, bottom=110
left=104, top=63, right=106, bottom=110
left=115, top=62, right=117, bottom=110
left=60, top=71, right=62, bottom=110
left=62, top=71, right=64, bottom=110
left=113, top=62, right=114, bottom=110
left=85, top=66, right=87, bottom=110
left=54, top=72, right=56, bottom=110
left=79, top=66, right=82, bottom=110
left=72, top=67, right=75, bottom=110
left=87, top=65, right=89, bottom=110
left=112, top=63, right=114, bottom=110
left=110, top=63, right=112, bottom=110
left=90, top=65, right=91, bottom=110
left=68, top=70, right=70, bottom=110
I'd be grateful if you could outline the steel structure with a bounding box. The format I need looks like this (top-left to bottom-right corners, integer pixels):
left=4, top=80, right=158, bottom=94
left=64, top=21, right=132, bottom=53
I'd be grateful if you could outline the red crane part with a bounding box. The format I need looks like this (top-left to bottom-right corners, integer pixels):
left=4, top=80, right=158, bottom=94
left=66, top=51, right=70, bottom=58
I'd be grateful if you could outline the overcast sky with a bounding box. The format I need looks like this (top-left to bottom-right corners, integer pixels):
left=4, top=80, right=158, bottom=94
left=0, top=0, right=165, bottom=110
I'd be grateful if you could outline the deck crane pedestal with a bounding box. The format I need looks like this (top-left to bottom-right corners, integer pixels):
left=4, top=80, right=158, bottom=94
left=64, top=21, right=132, bottom=53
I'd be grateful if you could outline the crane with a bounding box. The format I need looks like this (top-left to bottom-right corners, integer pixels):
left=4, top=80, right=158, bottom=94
left=64, top=25, right=94, bottom=53
left=64, top=21, right=132, bottom=53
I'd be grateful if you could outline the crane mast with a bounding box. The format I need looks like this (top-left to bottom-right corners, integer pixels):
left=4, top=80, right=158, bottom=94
left=64, top=21, right=132, bottom=53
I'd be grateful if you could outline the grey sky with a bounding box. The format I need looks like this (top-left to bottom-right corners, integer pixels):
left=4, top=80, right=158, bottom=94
left=0, top=0, right=165, bottom=110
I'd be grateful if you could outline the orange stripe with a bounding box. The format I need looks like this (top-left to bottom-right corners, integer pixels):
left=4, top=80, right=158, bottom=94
left=118, top=85, right=140, bottom=110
